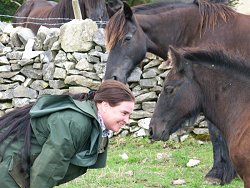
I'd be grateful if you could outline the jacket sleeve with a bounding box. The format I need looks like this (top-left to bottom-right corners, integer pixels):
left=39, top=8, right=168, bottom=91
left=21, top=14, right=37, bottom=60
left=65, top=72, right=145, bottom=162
left=30, top=109, right=92, bottom=188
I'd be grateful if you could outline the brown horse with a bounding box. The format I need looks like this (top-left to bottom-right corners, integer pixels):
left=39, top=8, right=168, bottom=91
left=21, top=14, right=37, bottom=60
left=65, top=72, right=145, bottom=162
left=12, top=0, right=109, bottom=34
left=104, top=0, right=250, bottom=184
left=149, top=46, right=250, bottom=187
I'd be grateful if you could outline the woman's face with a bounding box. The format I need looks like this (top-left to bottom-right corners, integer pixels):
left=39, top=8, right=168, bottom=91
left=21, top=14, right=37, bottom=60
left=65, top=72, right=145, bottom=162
left=98, top=101, right=135, bottom=132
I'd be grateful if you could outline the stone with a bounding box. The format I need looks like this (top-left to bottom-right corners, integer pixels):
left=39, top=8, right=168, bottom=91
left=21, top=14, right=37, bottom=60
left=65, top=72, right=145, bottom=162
left=60, top=19, right=98, bottom=52
left=186, top=159, right=200, bottom=167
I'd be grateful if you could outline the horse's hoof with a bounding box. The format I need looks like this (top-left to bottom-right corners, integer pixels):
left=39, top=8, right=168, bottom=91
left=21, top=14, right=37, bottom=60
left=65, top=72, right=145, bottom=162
left=205, top=177, right=222, bottom=185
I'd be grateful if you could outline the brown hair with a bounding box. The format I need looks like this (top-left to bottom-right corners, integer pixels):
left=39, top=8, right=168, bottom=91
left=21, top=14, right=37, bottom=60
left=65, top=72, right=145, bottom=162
left=94, top=80, right=135, bottom=107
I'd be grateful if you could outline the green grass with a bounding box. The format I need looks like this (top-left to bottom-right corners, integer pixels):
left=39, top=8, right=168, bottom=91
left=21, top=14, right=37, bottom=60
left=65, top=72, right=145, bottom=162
left=57, top=136, right=243, bottom=188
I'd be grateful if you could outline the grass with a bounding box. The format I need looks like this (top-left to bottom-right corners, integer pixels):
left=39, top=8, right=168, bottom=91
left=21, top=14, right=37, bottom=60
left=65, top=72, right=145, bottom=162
left=57, top=136, right=243, bottom=188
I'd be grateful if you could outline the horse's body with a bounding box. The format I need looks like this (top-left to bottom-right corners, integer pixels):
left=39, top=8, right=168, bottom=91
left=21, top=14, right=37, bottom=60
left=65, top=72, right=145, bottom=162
left=12, top=0, right=109, bottom=34
left=104, top=0, right=250, bottom=184
left=104, top=1, right=250, bottom=82
left=149, top=47, right=250, bottom=187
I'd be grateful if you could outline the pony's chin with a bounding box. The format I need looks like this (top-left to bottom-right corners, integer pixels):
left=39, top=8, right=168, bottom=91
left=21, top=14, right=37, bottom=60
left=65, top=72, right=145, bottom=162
left=169, top=122, right=183, bottom=135
left=160, top=131, right=170, bottom=141
left=161, top=135, right=170, bottom=141
left=150, top=133, right=169, bottom=141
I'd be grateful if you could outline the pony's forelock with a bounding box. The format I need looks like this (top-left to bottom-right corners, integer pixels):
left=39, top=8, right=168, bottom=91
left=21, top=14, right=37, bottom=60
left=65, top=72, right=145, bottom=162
left=105, top=9, right=126, bottom=51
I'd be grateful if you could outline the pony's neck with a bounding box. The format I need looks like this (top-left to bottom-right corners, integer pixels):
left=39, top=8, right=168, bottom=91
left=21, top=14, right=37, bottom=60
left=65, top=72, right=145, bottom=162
left=193, top=64, right=250, bottom=141
left=136, top=4, right=201, bottom=60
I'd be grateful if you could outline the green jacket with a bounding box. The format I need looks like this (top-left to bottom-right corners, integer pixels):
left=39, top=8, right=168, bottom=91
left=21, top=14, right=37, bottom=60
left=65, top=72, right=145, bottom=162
left=0, top=95, right=108, bottom=188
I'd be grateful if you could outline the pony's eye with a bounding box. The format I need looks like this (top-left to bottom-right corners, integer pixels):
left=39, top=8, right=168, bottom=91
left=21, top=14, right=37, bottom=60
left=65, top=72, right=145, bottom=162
left=124, top=33, right=133, bottom=41
left=165, top=85, right=174, bottom=94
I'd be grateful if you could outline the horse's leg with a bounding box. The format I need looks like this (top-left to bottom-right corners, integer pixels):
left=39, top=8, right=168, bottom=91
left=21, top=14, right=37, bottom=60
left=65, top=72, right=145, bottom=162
left=242, top=176, right=250, bottom=188
left=205, top=121, right=237, bottom=184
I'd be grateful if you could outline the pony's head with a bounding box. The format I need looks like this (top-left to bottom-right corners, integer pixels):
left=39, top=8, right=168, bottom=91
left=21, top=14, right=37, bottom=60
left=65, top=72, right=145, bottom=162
left=149, top=46, right=202, bottom=141
left=104, top=2, right=147, bottom=83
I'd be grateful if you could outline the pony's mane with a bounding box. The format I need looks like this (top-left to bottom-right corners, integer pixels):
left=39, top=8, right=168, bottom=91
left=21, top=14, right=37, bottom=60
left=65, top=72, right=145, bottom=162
left=198, top=0, right=237, bottom=34
left=105, top=7, right=127, bottom=51
left=105, top=0, right=237, bottom=51
left=183, top=48, right=250, bottom=78
left=132, top=1, right=188, bottom=14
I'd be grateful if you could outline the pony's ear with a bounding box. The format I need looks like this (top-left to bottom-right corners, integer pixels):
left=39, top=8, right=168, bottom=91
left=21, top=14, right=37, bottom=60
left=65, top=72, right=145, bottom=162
left=123, top=2, right=133, bottom=20
left=168, top=46, right=183, bottom=71
left=106, top=0, right=123, bottom=18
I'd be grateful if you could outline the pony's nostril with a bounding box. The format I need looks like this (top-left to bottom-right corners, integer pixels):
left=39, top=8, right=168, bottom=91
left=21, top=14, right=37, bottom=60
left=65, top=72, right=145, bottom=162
left=112, top=76, right=118, bottom=80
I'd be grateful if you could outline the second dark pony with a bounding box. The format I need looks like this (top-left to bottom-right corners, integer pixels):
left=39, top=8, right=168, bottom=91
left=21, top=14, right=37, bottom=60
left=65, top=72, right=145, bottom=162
left=149, top=46, right=250, bottom=187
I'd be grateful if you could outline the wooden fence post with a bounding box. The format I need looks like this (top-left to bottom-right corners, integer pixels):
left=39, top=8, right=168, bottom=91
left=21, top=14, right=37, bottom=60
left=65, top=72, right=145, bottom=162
left=72, top=0, right=82, bottom=20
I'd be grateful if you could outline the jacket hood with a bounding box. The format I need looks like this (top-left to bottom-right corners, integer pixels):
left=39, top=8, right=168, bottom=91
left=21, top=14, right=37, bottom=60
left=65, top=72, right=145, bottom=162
left=30, top=95, right=98, bottom=121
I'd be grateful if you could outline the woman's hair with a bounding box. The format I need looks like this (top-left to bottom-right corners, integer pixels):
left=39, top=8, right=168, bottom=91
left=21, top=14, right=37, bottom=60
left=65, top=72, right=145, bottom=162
left=94, top=80, right=135, bottom=106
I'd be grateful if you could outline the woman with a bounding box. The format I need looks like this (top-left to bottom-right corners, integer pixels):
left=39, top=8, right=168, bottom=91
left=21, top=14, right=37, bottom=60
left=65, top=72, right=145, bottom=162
left=0, top=80, right=135, bottom=188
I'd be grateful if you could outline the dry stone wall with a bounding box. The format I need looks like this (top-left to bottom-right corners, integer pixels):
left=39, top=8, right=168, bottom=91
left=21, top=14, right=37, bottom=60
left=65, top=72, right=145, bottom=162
left=0, top=19, right=209, bottom=141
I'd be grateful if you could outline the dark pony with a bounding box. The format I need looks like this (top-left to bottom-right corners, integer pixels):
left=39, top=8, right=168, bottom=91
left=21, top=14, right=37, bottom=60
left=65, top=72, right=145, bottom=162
left=103, top=0, right=250, bottom=184
left=149, top=46, right=250, bottom=187
left=12, top=0, right=109, bottom=34
left=104, top=0, right=238, bottom=82
left=0, top=91, right=95, bottom=180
